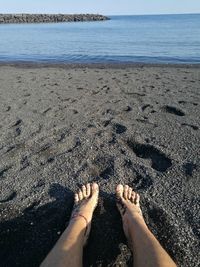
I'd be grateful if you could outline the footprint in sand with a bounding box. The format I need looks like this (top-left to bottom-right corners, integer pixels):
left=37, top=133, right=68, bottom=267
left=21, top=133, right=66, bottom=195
left=15, top=127, right=21, bottom=137
left=163, top=105, right=185, bottom=116
left=124, top=160, right=153, bottom=190
left=102, top=119, right=112, bottom=127
left=141, top=104, right=155, bottom=113
left=91, top=155, right=115, bottom=180
left=20, top=156, right=30, bottom=170
left=42, top=107, right=52, bottom=114
left=11, top=119, right=22, bottom=137
left=113, top=123, right=127, bottom=134
left=0, top=166, right=11, bottom=178
left=24, top=93, right=31, bottom=97
left=5, top=106, right=11, bottom=112
left=127, top=140, right=172, bottom=172
left=182, top=162, right=197, bottom=177
left=123, top=105, right=132, bottom=112
left=12, top=119, right=22, bottom=127
left=0, top=191, right=17, bottom=203
left=178, top=100, right=186, bottom=105
left=181, top=123, right=198, bottom=131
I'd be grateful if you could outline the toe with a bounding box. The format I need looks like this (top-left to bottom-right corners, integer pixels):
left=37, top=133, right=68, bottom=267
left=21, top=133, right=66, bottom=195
left=135, top=193, right=140, bottom=206
left=78, top=189, right=83, bottom=201
left=116, top=184, right=123, bottom=199
left=86, top=183, right=91, bottom=197
left=74, top=193, right=79, bottom=204
left=124, top=185, right=129, bottom=199
left=128, top=187, right=132, bottom=200
left=131, top=191, right=136, bottom=203
left=82, top=185, right=87, bottom=198
left=91, top=182, right=99, bottom=195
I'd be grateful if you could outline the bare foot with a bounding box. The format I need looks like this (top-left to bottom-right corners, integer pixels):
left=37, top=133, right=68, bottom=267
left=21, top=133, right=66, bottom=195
left=116, top=184, right=146, bottom=248
left=70, top=183, right=99, bottom=245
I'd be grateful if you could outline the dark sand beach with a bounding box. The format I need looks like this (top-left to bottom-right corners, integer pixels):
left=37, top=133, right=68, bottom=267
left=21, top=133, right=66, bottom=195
left=0, top=64, right=199, bottom=267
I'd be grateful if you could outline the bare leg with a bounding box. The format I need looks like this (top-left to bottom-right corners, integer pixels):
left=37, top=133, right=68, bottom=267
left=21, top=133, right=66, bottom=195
left=40, top=183, right=99, bottom=267
left=116, top=184, right=177, bottom=267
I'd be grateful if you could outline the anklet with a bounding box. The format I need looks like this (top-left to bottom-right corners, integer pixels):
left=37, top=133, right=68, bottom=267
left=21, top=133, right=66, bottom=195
left=71, top=214, right=88, bottom=235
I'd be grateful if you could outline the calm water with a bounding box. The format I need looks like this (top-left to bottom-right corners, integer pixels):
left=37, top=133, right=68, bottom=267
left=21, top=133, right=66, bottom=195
left=0, top=14, right=200, bottom=64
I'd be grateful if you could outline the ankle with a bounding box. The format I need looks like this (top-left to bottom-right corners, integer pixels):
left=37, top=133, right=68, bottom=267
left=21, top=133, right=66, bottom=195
left=129, top=216, right=149, bottom=239
left=127, top=212, right=147, bottom=229
left=69, top=216, right=88, bottom=231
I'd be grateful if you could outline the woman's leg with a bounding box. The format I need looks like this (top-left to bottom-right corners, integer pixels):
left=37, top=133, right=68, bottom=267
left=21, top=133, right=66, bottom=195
left=116, top=184, right=177, bottom=267
left=40, top=183, right=99, bottom=267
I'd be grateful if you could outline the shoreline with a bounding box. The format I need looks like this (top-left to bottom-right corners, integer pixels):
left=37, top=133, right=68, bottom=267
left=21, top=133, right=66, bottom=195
left=0, top=61, right=200, bottom=69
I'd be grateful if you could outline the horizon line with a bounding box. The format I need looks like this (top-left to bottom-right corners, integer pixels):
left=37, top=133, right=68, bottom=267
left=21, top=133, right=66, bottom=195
left=107, top=12, right=200, bottom=16
left=1, top=12, right=200, bottom=16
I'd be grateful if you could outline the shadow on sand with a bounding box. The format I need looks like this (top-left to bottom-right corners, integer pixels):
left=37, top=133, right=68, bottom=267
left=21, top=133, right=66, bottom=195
left=0, top=184, right=132, bottom=267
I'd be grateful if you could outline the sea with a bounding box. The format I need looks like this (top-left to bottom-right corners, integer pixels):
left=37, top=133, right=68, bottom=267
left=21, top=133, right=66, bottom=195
left=0, top=14, right=200, bottom=64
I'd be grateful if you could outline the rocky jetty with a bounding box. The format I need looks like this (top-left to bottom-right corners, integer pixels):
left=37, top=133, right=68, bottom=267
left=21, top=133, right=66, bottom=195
left=0, top=14, right=109, bottom=24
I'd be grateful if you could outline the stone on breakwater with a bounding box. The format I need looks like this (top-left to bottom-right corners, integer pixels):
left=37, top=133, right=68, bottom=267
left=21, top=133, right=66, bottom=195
left=0, top=14, right=109, bottom=24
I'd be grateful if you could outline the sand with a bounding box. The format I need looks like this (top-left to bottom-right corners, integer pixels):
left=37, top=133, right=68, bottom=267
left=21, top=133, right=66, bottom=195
left=0, top=64, right=199, bottom=267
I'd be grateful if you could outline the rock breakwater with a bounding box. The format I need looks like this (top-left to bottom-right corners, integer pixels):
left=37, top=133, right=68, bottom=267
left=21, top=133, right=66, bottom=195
left=0, top=14, right=109, bottom=24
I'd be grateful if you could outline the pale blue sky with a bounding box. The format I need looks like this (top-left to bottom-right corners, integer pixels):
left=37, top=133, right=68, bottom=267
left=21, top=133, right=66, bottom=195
left=0, top=0, right=200, bottom=15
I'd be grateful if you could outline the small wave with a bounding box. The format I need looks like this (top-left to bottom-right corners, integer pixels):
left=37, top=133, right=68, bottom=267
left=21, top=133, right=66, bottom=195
left=0, top=54, right=200, bottom=64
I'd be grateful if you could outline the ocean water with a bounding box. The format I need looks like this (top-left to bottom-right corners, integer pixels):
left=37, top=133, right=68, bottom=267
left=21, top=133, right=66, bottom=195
left=0, top=14, right=200, bottom=64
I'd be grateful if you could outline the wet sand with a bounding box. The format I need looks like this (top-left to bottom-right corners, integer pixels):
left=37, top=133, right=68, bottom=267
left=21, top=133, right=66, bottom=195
left=0, top=64, right=199, bottom=267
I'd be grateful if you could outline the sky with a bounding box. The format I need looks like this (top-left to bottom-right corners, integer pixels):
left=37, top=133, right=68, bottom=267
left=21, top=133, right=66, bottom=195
left=0, top=0, right=200, bottom=15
